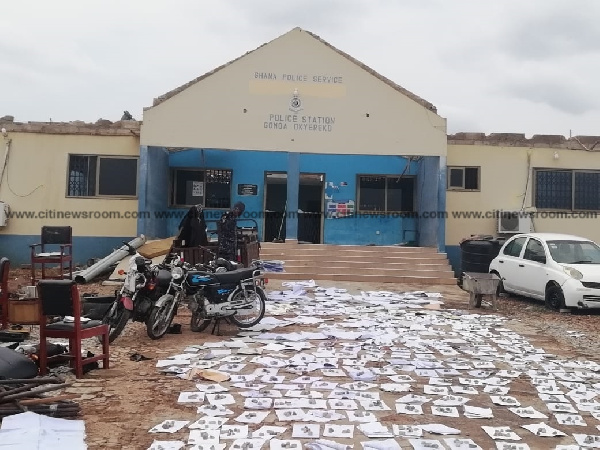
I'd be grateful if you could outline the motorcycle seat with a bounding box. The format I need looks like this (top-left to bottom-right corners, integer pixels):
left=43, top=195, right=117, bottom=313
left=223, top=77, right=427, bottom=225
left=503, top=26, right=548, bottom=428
left=213, top=267, right=257, bottom=284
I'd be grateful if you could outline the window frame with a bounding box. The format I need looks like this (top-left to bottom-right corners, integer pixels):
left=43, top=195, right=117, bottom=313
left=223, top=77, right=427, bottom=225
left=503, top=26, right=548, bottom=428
left=446, top=166, right=480, bottom=191
left=533, top=168, right=600, bottom=212
left=523, top=237, right=547, bottom=264
left=502, top=236, right=527, bottom=258
left=169, top=167, right=233, bottom=209
left=66, top=154, right=139, bottom=199
left=356, top=174, right=416, bottom=213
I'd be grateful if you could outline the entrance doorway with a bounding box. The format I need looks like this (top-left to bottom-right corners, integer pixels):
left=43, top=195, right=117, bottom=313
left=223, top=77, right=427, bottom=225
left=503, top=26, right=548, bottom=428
left=263, top=172, right=324, bottom=244
left=263, top=172, right=287, bottom=242
left=298, top=173, right=324, bottom=244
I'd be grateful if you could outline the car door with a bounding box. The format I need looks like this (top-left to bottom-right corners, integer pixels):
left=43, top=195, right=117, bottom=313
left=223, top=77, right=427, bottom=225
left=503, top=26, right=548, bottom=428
left=495, top=236, right=527, bottom=292
left=514, top=237, right=548, bottom=300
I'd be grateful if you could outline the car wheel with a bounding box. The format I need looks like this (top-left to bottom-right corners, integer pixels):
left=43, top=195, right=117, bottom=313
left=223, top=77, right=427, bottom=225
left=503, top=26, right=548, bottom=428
left=545, top=284, right=566, bottom=311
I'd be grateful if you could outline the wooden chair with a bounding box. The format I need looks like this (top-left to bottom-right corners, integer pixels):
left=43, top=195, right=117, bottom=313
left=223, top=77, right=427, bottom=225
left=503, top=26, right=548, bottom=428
left=37, top=279, right=109, bottom=378
left=0, top=257, right=9, bottom=330
left=30, top=226, right=73, bottom=285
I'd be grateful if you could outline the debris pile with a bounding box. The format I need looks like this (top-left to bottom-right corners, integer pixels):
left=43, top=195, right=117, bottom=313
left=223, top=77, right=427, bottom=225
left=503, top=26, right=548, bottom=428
left=0, top=376, right=80, bottom=420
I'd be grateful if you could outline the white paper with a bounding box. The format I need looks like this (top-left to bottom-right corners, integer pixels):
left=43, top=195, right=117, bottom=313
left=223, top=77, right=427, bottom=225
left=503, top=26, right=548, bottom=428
left=252, top=426, right=287, bottom=440
left=357, top=422, right=394, bottom=438
left=177, top=391, right=205, bottom=403
left=408, top=439, right=445, bottom=450
left=188, top=416, right=227, bottom=430
left=419, top=424, right=461, bottom=435
left=508, top=406, right=547, bottom=419
left=235, top=411, right=271, bottom=424
left=269, top=439, right=303, bottom=450
left=521, top=422, right=566, bottom=437
left=147, top=441, right=186, bottom=450
left=361, top=439, right=401, bottom=449
left=444, top=438, right=482, bottom=450
left=482, top=426, right=521, bottom=441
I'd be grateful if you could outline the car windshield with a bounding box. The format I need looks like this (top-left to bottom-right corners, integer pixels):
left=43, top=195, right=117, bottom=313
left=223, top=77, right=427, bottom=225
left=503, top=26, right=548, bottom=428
left=547, top=240, right=600, bottom=264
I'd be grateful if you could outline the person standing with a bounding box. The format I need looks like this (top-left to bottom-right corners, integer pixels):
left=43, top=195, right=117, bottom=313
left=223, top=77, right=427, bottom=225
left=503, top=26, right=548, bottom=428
left=217, top=201, right=245, bottom=261
left=177, top=204, right=208, bottom=247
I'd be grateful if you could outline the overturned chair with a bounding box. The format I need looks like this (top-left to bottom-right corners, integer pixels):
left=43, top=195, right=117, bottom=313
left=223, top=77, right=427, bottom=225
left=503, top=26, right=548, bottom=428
left=37, top=279, right=109, bottom=378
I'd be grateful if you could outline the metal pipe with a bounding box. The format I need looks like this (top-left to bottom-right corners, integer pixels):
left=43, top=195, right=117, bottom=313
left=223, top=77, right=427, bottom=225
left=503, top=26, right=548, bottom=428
left=74, top=235, right=146, bottom=284
left=0, top=137, right=11, bottom=197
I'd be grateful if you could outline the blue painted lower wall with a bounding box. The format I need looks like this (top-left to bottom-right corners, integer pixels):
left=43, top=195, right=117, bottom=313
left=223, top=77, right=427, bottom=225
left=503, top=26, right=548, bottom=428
left=445, top=245, right=461, bottom=276
left=137, top=147, right=445, bottom=249
left=0, top=235, right=137, bottom=266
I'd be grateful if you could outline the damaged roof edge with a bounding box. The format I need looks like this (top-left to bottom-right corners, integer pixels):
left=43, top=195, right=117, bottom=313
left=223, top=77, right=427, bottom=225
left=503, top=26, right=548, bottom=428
left=448, top=132, right=600, bottom=149
left=0, top=118, right=141, bottom=136
left=148, top=27, right=438, bottom=114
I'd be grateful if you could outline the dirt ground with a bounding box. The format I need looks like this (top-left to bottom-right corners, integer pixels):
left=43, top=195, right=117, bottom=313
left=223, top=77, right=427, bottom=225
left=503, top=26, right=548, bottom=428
left=5, top=268, right=600, bottom=449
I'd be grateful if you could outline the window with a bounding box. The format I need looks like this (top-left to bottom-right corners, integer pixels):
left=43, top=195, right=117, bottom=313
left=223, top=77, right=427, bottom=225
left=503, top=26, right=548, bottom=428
left=503, top=236, right=526, bottom=257
left=357, top=175, right=414, bottom=212
left=447, top=166, right=480, bottom=190
left=67, top=155, right=138, bottom=197
left=523, top=238, right=546, bottom=263
left=535, top=169, right=600, bottom=210
left=171, top=168, right=232, bottom=208
left=547, top=240, right=600, bottom=264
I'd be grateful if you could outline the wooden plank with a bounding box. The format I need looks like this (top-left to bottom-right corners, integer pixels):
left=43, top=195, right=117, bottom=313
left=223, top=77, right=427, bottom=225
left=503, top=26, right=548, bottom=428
left=137, top=236, right=178, bottom=258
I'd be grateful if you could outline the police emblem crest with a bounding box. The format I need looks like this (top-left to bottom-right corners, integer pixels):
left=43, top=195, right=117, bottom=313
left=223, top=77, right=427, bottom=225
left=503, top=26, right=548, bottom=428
left=289, top=88, right=303, bottom=113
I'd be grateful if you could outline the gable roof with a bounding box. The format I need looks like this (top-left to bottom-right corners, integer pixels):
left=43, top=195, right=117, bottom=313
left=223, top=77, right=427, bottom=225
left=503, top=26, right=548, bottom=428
left=149, top=27, right=438, bottom=114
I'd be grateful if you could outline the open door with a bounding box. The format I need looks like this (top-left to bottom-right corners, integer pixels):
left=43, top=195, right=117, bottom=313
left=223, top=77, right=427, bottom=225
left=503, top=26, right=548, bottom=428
left=263, top=172, right=287, bottom=242
left=298, top=173, right=324, bottom=244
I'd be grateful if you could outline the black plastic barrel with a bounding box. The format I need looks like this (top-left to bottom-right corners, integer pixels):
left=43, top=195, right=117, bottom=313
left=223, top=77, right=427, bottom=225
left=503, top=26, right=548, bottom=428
left=460, top=237, right=505, bottom=274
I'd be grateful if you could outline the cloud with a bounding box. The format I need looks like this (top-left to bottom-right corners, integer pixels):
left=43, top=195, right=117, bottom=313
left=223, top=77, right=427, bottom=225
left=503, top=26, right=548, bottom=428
left=502, top=79, right=596, bottom=115
left=501, top=2, right=600, bottom=61
left=0, top=0, right=598, bottom=136
left=223, top=0, right=370, bottom=32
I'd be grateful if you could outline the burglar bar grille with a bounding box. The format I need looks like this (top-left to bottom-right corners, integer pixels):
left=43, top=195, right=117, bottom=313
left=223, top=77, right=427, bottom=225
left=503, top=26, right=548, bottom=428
left=67, top=155, right=97, bottom=196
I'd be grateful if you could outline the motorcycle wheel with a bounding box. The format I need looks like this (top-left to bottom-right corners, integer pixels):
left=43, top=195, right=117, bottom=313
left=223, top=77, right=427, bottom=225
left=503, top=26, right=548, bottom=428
left=228, top=287, right=266, bottom=328
left=146, top=300, right=176, bottom=340
left=190, top=312, right=212, bottom=333
left=99, top=302, right=132, bottom=344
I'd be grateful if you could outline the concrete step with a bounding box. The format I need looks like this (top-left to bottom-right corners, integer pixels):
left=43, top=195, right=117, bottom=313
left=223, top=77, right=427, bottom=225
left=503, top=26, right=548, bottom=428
left=257, top=243, right=456, bottom=285
left=264, top=272, right=458, bottom=285
left=260, top=243, right=439, bottom=254
left=259, top=252, right=451, bottom=261
left=273, top=260, right=452, bottom=268
left=277, top=265, right=454, bottom=277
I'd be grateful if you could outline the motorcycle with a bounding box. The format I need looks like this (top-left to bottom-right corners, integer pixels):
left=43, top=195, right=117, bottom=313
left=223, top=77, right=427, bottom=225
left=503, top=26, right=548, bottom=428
left=188, top=262, right=267, bottom=333
left=145, top=255, right=187, bottom=340
left=100, top=243, right=172, bottom=343
left=146, top=258, right=267, bottom=339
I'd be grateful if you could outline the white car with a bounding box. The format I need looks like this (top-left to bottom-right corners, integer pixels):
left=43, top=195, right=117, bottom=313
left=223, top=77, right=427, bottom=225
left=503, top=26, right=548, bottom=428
left=488, top=233, right=600, bottom=310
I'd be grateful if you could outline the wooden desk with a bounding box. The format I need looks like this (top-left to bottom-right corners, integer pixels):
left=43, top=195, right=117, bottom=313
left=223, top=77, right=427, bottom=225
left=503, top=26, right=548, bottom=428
left=8, top=298, right=40, bottom=325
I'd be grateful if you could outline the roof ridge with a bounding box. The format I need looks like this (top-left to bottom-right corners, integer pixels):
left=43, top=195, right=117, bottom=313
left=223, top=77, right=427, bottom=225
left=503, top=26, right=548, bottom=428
left=149, top=27, right=438, bottom=113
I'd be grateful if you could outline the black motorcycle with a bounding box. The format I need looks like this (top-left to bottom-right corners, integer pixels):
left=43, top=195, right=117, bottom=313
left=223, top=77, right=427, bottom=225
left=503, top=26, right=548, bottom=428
left=188, top=262, right=267, bottom=332
left=101, top=243, right=172, bottom=342
left=147, top=257, right=267, bottom=338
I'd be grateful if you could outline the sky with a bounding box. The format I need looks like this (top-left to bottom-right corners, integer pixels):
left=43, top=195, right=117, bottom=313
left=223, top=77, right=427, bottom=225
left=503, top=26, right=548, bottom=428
left=1, top=0, right=599, bottom=137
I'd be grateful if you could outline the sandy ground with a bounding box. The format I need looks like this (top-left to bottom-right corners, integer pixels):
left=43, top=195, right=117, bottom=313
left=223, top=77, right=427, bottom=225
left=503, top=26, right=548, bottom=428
left=5, top=269, right=600, bottom=449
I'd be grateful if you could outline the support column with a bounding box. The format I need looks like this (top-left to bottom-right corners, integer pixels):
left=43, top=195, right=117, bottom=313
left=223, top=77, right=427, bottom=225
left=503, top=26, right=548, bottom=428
left=285, top=153, right=299, bottom=242
left=437, top=155, right=447, bottom=252
left=417, top=156, right=440, bottom=247
left=137, top=146, right=169, bottom=239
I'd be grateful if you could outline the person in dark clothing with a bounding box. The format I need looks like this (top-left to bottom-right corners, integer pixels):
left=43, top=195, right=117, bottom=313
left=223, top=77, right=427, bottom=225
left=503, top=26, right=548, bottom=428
left=177, top=204, right=208, bottom=247
left=217, top=201, right=245, bottom=261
